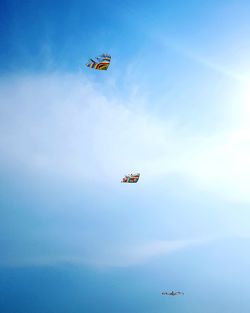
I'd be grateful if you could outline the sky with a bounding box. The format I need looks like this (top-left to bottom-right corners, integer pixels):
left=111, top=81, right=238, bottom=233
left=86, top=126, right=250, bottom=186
left=1, top=0, right=250, bottom=312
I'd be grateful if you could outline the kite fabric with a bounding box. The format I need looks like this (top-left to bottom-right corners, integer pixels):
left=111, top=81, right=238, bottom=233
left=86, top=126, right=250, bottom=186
left=161, top=291, right=184, bottom=296
left=86, top=54, right=111, bottom=70
left=121, top=173, right=140, bottom=183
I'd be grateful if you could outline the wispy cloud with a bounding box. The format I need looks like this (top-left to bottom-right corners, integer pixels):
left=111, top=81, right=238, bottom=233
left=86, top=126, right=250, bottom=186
left=0, top=73, right=177, bottom=183
left=157, top=36, right=250, bottom=84
left=0, top=238, right=205, bottom=268
left=1, top=73, right=250, bottom=202
left=85, top=238, right=206, bottom=267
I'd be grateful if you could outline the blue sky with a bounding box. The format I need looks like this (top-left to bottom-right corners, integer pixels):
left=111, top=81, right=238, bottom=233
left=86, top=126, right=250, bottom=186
left=1, top=1, right=250, bottom=312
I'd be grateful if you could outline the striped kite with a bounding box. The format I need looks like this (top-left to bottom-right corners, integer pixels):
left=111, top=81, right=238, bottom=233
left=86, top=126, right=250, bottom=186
left=86, top=54, right=111, bottom=70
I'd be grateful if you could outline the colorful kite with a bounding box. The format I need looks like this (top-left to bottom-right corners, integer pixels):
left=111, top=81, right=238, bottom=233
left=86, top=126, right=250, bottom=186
left=121, top=173, right=140, bottom=183
left=86, top=54, right=111, bottom=70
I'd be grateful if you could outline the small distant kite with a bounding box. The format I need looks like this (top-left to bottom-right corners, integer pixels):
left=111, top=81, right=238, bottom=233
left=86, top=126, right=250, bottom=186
left=162, top=291, right=184, bottom=296
left=86, top=54, right=111, bottom=70
left=121, top=173, right=140, bottom=183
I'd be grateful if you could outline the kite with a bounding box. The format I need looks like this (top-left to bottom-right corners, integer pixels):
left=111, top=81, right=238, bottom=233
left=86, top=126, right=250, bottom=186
left=121, top=173, right=140, bottom=183
left=162, top=291, right=184, bottom=296
left=86, top=54, right=111, bottom=70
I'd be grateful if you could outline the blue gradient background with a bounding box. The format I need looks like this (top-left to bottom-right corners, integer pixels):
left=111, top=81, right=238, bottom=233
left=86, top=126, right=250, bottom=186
left=1, top=1, right=250, bottom=312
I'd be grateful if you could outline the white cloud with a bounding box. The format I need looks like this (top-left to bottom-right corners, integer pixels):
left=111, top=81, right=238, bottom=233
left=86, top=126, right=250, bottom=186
left=0, top=73, right=250, bottom=202
left=0, top=73, right=177, bottom=183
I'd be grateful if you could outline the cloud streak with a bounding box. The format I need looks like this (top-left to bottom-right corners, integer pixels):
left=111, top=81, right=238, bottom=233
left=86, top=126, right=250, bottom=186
left=0, top=237, right=204, bottom=268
